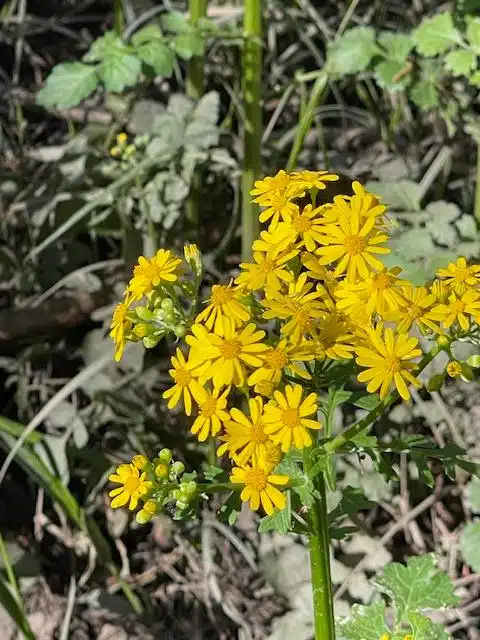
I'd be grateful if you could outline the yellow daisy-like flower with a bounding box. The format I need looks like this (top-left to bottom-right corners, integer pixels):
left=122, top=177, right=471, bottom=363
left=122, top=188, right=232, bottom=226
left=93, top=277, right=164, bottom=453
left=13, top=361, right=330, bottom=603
left=162, top=347, right=199, bottom=416
left=270, top=205, right=330, bottom=253
left=250, top=170, right=293, bottom=202
left=126, top=249, right=183, bottom=302
left=312, top=311, right=357, bottom=360
left=190, top=382, right=230, bottom=441
left=187, top=320, right=268, bottom=388
left=437, top=257, right=480, bottom=296
left=431, top=290, right=480, bottom=332
left=262, top=273, right=327, bottom=343
left=301, top=252, right=339, bottom=294
left=110, top=302, right=131, bottom=362
left=446, top=361, right=462, bottom=378
left=247, top=338, right=315, bottom=387
left=218, top=396, right=273, bottom=466
left=289, top=169, right=339, bottom=193
left=253, top=378, right=278, bottom=398
left=335, top=267, right=408, bottom=317
left=235, top=250, right=295, bottom=292
left=252, top=222, right=300, bottom=257
left=384, top=285, right=442, bottom=334
left=251, top=171, right=301, bottom=226
left=264, top=384, right=322, bottom=452
left=326, top=181, right=386, bottom=224
left=109, top=462, right=152, bottom=510
left=230, top=462, right=289, bottom=514
left=315, top=209, right=390, bottom=282
left=430, top=278, right=449, bottom=303
left=195, top=282, right=250, bottom=336
left=355, top=326, right=422, bottom=400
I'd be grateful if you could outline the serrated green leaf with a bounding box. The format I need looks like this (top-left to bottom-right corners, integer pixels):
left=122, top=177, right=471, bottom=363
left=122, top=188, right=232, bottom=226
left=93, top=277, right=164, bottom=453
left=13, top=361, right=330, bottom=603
left=413, top=12, right=462, bottom=56
left=336, top=600, right=390, bottom=640
left=460, top=521, right=480, bottom=571
left=258, top=491, right=291, bottom=533
left=466, top=16, right=480, bottom=52
left=378, top=31, right=414, bottom=60
left=375, top=554, right=459, bottom=624
left=375, top=59, right=411, bottom=91
left=407, top=612, right=450, bottom=639
left=161, top=10, right=189, bottom=33
left=173, top=32, right=204, bottom=60
left=85, top=31, right=141, bottom=92
left=327, top=26, right=378, bottom=75
left=445, top=49, right=477, bottom=75
left=328, top=486, right=374, bottom=525
left=350, top=392, right=380, bottom=411
left=37, top=62, right=98, bottom=108
left=131, top=23, right=164, bottom=45
left=365, top=179, right=422, bottom=211
left=132, top=24, right=175, bottom=76
left=410, top=78, right=439, bottom=109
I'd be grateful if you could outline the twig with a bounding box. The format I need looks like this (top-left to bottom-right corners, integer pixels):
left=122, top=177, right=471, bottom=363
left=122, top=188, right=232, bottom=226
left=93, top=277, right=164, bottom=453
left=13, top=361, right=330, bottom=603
left=58, top=575, right=76, bottom=640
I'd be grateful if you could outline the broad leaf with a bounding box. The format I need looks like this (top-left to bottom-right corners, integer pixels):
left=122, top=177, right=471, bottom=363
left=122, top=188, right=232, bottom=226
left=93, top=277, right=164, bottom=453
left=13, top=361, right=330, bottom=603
left=460, top=521, right=480, bottom=572
left=410, top=77, right=439, bottom=109
left=375, top=554, right=458, bottom=624
left=375, top=59, right=410, bottom=91
left=407, top=612, right=450, bottom=639
left=37, top=62, right=98, bottom=108
left=328, top=486, right=374, bottom=525
left=466, top=16, right=480, bottom=52
left=161, top=10, right=189, bottom=33
left=85, top=31, right=141, bottom=92
left=378, top=31, right=414, bottom=60
left=258, top=491, right=291, bottom=534
left=327, top=26, right=378, bottom=75
left=336, top=600, right=389, bottom=640
left=173, top=32, right=204, bottom=60
left=413, top=12, right=462, bottom=56
left=444, top=49, right=477, bottom=76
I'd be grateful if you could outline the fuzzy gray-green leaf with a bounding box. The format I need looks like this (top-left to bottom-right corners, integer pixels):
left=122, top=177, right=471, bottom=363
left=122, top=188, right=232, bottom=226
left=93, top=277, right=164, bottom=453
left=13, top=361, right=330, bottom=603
left=37, top=62, right=98, bottom=108
left=336, top=600, right=390, bottom=639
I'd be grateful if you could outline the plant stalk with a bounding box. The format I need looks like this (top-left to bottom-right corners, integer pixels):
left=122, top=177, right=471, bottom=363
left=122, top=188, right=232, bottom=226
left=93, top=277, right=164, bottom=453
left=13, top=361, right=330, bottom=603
left=113, top=0, right=125, bottom=36
left=475, top=140, right=480, bottom=223
left=242, top=0, right=263, bottom=260
left=307, top=472, right=335, bottom=640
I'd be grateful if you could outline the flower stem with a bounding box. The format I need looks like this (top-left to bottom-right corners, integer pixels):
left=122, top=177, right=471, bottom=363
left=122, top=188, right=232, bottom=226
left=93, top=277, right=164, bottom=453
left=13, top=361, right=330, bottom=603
left=307, top=472, right=335, bottom=640
left=242, top=0, right=263, bottom=260
left=113, top=0, right=124, bottom=35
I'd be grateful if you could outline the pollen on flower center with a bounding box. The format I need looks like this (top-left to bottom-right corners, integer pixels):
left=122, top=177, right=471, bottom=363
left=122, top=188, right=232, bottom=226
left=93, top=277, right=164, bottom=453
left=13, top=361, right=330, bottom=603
left=244, top=468, right=267, bottom=490
left=373, top=274, right=393, bottom=290
left=211, top=285, right=234, bottom=306
left=265, top=348, right=288, bottom=369
left=344, top=234, right=366, bottom=255
left=282, top=407, right=299, bottom=428
left=200, top=397, right=218, bottom=417
left=250, top=422, right=269, bottom=444
left=384, top=355, right=401, bottom=375
left=173, top=367, right=192, bottom=387
left=261, top=259, right=275, bottom=273
left=124, top=474, right=141, bottom=494
left=219, top=338, right=242, bottom=359
left=294, top=216, right=312, bottom=232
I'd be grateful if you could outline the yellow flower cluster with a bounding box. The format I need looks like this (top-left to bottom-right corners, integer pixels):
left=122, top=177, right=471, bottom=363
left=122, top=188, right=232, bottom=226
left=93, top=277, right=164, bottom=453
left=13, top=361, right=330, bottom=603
left=111, top=169, right=480, bottom=518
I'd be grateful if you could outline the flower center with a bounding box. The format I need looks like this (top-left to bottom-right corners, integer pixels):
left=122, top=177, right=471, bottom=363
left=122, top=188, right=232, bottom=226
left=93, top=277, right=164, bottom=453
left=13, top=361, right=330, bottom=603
left=384, top=355, right=401, bottom=375
left=452, top=300, right=466, bottom=314
left=173, top=367, right=192, bottom=387
left=219, top=338, right=242, bottom=359
left=211, top=285, right=234, bottom=306
left=255, top=379, right=276, bottom=396
left=294, top=216, right=312, bottom=233
left=244, top=468, right=267, bottom=491
left=250, top=422, right=269, bottom=444
left=282, top=407, right=299, bottom=428
left=200, top=397, right=218, bottom=418
left=124, top=473, right=141, bottom=494
left=453, top=267, right=468, bottom=283
left=264, top=348, right=288, bottom=370
left=260, top=258, right=275, bottom=274
left=264, top=443, right=282, bottom=468
left=344, top=234, right=366, bottom=256
left=373, top=274, right=393, bottom=290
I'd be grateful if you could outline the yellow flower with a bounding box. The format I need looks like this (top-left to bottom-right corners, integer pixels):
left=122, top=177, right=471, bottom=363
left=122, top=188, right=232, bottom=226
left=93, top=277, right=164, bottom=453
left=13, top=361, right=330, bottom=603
left=301, top=252, right=339, bottom=293
left=235, top=250, right=295, bottom=292
left=253, top=378, right=278, bottom=397
left=252, top=222, right=300, bottom=257
left=250, top=170, right=292, bottom=201
left=289, top=169, right=339, bottom=193
left=268, top=205, right=329, bottom=253
left=446, top=361, right=462, bottom=378
left=327, top=181, right=386, bottom=223
left=110, top=145, right=121, bottom=157
left=263, top=440, right=284, bottom=472
left=247, top=338, right=315, bottom=387
left=218, top=396, right=273, bottom=465
left=262, top=273, right=327, bottom=343
left=163, top=347, right=199, bottom=416
left=335, top=267, right=407, bottom=317
left=190, top=383, right=230, bottom=441
left=187, top=320, right=268, bottom=388
left=437, top=257, right=480, bottom=295
left=431, top=290, right=480, bottom=331
left=127, top=250, right=183, bottom=302
left=312, top=311, right=357, bottom=360
left=109, top=462, right=152, bottom=510
left=251, top=170, right=301, bottom=226
left=430, top=278, right=449, bottom=303
left=315, top=208, right=390, bottom=282
left=230, top=462, right=289, bottom=514
left=385, top=286, right=442, bottom=334
left=184, top=243, right=202, bottom=276
left=116, top=132, right=128, bottom=145
left=110, top=302, right=131, bottom=361
left=195, top=282, right=250, bottom=335
left=355, top=326, right=422, bottom=400
left=131, top=454, right=148, bottom=470
left=264, top=384, right=322, bottom=452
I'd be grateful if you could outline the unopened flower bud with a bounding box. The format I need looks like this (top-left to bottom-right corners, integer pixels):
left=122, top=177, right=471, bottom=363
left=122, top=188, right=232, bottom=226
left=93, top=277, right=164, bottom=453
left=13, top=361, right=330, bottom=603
left=437, top=335, right=450, bottom=349
left=155, top=463, right=169, bottom=478
left=184, top=244, right=202, bottom=277
left=158, top=448, right=173, bottom=463
left=135, top=306, right=153, bottom=322
left=136, top=499, right=157, bottom=524
left=143, top=335, right=161, bottom=349
left=174, top=324, right=186, bottom=338
left=176, top=500, right=188, bottom=511
left=161, top=298, right=174, bottom=312
left=171, top=461, right=185, bottom=476
left=132, top=454, right=148, bottom=470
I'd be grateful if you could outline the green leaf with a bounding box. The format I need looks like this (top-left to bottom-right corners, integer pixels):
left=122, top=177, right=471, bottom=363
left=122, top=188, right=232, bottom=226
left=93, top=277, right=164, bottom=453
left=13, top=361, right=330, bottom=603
left=375, top=554, right=459, bottom=624
left=445, top=49, right=477, bottom=75
left=85, top=31, right=141, bottom=92
left=336, top=600, right=390, bottom=639
left=374, top=59, right=410, bottom=91
left=173, top=32, right=204, bottom=60
left=258, top=492, right=291, bottom=534
left=350, top=392, right=380, bottom=411
left=328, top=486, right=374, bottom=525
left=413, top=12, right=462, bottom=56
left=407, top=612, right=450, bottom=639
left=132, top=27, right=175, bottom=76
left=378, top=31, right=414, bottom=60
left=327, top=26, right=378, bottom=75
left=460, top=521, right=480, bottom=571
left=161, top=10, right=189, bottom=33
left=468, top=69, right=480, bottom=86
left=466, top=16, right=480, bottom=53
left=410, top=78, right=439, bottom=109
left=366, top=179, right=422, bottom=211
left=36, top=62, right=98, bottom=108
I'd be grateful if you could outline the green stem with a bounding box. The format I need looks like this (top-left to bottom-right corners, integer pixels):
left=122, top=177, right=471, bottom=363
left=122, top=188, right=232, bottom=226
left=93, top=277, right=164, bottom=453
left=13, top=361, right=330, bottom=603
left=113, top=0, right=124, bottom=36
left=242, top=0, right=263, bottom=260
left=286, top=71, right=329, bottom=172
left=306, top=470, right=335, bottom=640
left=324, top=342, right=443, bottom=455
left=475, top=140, right=480, bottom=223
left=185, top=0, right=208, bottom=228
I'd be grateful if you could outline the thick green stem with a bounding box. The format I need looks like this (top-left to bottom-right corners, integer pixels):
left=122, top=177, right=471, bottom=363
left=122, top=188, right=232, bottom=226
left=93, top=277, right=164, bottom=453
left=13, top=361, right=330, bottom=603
left=186, top=0, right=208, bottom=227
left=242, top=0, right=262, bottom=260
left=286, top=71, right=328, bottom=172
left=307, top=472, right=335, bottom=640
left=113, top=0, right=124, bottom=35
left=475, top=141, right=480, bottom=223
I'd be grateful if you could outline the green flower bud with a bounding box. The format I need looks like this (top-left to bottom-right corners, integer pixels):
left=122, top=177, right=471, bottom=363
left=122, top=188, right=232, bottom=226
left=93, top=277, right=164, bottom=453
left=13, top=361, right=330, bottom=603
left=152, top=309, right=165, bottom=323
left=161, top=298, right=174, bottom=312
left=135, top=306, right=154, bottom=322
left=171, top=461, right=185, bottom=476
left=174, top=324, right=187, bottom=338
left=155, top=463, right=170, bottom=478
left=437, top=335, right=450, bottom=349
left=143, top=335, right=161, bottom=349
left=136, top=499, right=157, bottom=524
left=184, top=481, right=197, bottom=495
left=158, top=448, right=173, bottom=463
left=163, top=310, right=175, bottom=324
left=467, top=354, right=480, bottom=368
